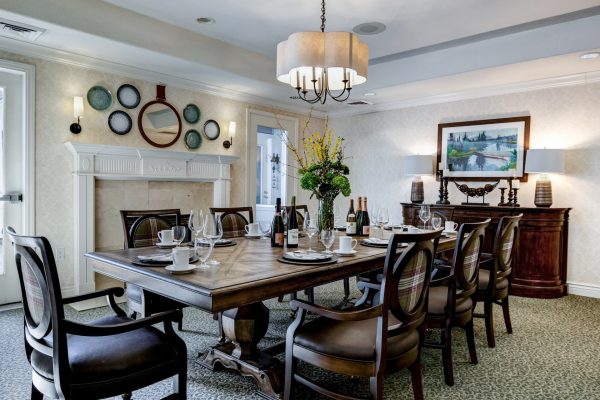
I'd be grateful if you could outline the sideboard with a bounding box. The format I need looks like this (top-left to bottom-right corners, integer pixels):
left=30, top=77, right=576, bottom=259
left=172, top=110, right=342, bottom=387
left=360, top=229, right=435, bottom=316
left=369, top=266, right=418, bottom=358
left=401, top=203, right=571, bottom=298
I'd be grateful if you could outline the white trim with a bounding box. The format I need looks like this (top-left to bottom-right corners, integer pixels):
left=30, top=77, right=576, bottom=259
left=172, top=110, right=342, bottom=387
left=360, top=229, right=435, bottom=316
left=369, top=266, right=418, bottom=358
left=567, top=282, right=600, bottom=299
left=0, top=58, right=35, bottom=235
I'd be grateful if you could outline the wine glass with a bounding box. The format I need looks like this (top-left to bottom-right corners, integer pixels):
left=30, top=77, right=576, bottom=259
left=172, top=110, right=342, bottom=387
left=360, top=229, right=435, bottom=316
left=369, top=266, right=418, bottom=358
left=304, top=211, right=318, bottom=252
left=194, top=239, right=213, bottom=269
left=376, top=208, right=389, bottom=239
left=259, top=221, right=271, bottom=239
left=419, top=205, right=431, bottom=229
left=203, top=214, right=223, bottom=265
left=188, top=209, right=205, bottom=242
left=172, top=226, right=187, bottom=246
left=320, top=229, right=335, bottom=254
left=431, top=214, right=442, bottom=230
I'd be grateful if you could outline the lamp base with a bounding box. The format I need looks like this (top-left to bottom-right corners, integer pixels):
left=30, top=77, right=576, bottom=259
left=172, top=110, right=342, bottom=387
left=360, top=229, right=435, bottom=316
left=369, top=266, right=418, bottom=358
left=410, top=181, right=424, bottom=203
left=534, top=179, right=553, bottom=207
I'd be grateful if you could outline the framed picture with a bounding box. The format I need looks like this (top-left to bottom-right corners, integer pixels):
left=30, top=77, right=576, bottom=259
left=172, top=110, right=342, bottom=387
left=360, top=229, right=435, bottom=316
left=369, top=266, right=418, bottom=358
left=437, top=116, right=530, bottom=181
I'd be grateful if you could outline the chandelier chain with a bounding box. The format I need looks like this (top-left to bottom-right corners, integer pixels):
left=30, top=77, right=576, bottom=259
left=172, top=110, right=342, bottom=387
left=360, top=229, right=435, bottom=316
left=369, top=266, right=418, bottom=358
left=320, top=0, right=326, bottom=32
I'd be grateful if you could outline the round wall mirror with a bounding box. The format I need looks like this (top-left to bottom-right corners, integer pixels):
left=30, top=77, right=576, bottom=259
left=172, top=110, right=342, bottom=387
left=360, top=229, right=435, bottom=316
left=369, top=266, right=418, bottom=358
left=138, top=85, right=182, bottom=148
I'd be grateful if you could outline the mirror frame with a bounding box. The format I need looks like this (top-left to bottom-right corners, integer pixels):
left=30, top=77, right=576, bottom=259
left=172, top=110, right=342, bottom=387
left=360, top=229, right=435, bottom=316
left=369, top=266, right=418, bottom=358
left=137, top=85, right=182, bottom=148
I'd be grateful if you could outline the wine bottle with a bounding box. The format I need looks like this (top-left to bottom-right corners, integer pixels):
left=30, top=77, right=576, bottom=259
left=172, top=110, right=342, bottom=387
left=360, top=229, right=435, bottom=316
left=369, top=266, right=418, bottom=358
left=362, top=197, right=371, bottom=236
left=287, top=196, right=299, bottom=248
left=356, top=196, right=363, bottom=237
left=346, top=199, right=357, bottom=236
left=271, top=198, right=285, bottom=247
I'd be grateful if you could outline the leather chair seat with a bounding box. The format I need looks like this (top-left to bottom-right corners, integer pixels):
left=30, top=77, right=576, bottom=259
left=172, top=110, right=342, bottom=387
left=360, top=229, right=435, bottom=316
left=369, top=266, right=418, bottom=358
left=428, top=286, right=473, bottom=315
left=294, top=313, right=419, bottom=361
left=478, top=269, right=509, bottom=291
left=31, top=315, right=178, bottom=384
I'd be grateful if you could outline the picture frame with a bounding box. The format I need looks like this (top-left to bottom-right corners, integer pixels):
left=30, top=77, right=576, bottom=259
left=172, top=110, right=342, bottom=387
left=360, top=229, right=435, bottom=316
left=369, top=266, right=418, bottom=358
left=437, top=116, right=530, bottom=182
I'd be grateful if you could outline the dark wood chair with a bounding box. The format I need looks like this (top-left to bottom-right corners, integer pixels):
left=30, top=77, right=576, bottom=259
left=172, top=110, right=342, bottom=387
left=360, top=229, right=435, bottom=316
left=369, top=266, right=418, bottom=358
left=120, top=209, right=186, bottom=331
left=474, top=214, right=522, bottom=348
left=424, top=219, right=490, bottom=386
left=284, top=229, right=442, bottom=400
left=209, top=206, right=254, bottom=238
left=6, top=227, right=187, bottom=400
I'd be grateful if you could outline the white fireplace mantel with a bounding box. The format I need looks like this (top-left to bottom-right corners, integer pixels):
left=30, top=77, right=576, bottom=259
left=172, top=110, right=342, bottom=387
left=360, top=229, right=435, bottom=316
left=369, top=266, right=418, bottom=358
left=65, top=141, right=240, bottom=294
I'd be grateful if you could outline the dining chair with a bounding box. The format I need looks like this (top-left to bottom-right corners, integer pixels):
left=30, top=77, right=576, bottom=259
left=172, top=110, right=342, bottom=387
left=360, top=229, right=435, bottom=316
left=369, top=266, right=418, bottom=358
left=6, top=227, right=187, bottom=400
left=209, top=206, right=254, bottom=238
left=120, top=209, right=186, bottom=331
left=424, top=219, right=489, bottom=386
left=474, top=214, right=522, bottom=348
left=284, top=230, right=442, bottom=400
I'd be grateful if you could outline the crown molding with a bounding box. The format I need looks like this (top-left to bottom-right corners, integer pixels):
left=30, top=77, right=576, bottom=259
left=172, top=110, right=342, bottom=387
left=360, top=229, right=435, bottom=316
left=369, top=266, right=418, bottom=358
left=0, top=37, right=327, bottom=119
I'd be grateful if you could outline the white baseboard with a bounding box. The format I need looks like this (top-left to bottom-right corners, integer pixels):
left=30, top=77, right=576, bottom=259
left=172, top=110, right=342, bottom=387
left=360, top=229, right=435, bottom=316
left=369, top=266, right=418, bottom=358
left=567, top=282, right=600, bottom=299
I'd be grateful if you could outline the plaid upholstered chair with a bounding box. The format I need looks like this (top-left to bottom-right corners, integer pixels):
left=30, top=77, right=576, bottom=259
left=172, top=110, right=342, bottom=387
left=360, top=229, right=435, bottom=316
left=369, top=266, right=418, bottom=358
left=474, top=214, right=522, bottom=348
left=425, top=219, right=489, bottom=386
left=209, top=207, right=254, bottom=238
left=284, top=230, right=442, bottom=400
left=6, top=227, right=187, bottom=400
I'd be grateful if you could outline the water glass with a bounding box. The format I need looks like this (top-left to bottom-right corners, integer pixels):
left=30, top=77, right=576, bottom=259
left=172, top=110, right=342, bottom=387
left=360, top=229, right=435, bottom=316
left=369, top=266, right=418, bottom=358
left=259, top=221, right=271, bottom=239
left=172, top=226, right=187, bottom=246
left=419, top=205, right=431, bottom=229
left=376, top=208, right=389, bottom=239
left=431, top=215, right=442, bottom=230
left=320, top=229, right=335, bottom=254
left=304, top=211, right=318, bottom=252
left=188, top=209, right=204, bottom=241
left=204, top=214, right=223, bottom=265
left=194, top=239, right=213, bottom=269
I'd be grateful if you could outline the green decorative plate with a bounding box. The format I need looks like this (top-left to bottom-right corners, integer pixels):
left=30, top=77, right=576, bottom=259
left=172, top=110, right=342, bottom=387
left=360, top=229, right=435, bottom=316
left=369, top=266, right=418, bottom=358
left=183, top=104, right=200, bottom=124
left=87, top=85, right=112, bottom=111
left=184, top=129, right=202, bottom=150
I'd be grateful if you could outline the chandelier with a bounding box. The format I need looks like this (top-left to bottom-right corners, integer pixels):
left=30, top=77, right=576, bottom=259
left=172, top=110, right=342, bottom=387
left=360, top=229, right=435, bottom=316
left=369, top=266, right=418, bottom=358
left=276, top=0, right=369, bottom=104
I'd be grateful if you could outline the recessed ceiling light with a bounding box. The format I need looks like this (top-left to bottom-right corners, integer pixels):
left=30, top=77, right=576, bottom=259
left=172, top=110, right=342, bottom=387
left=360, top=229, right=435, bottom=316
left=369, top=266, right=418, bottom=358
left=353, top=22, right=386, bottom=36
left=580, top=52, right=600, bottom=60
left=364, top=92, right=376, bottom=97
left=196, top=17, right=215, bottom=25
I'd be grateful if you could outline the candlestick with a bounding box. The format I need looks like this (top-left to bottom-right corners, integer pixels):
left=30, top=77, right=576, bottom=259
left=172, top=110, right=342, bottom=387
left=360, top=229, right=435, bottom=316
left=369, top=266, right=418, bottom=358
left=513, top=188, right=520, bottom=207
left=507, top=179, right=514, bottom=206
left=498, top=188, right=507, bottom=206
left=436, top=170, right=444, bottom=204
left=442, top=177, right=450, bottom=204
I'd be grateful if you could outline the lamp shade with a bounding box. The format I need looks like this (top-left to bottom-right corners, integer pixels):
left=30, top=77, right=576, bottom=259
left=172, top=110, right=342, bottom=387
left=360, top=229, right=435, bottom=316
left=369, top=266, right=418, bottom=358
left=402, top=155, right=433, bottom=176
left=228, top=121, right=236, bottom=138
left=525, top=149, right=565, bottom=173
left=73, top=96, right=84, bottom=118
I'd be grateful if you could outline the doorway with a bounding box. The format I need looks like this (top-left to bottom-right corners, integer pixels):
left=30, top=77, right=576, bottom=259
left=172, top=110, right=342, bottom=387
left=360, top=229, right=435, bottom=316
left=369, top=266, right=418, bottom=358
left=0, top=60, right=35, bottom=306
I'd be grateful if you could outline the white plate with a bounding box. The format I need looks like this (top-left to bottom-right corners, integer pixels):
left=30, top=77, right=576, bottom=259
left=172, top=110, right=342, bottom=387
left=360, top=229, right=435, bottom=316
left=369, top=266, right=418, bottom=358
left=245, top=234, right=263, bottom=239
left=165, top=264, right=197, bottom=274
left=442, top=230, right=457, bottom=235
left=333, top=249, right=357, bottom=256
left=284, top=251, right=331, bottom=261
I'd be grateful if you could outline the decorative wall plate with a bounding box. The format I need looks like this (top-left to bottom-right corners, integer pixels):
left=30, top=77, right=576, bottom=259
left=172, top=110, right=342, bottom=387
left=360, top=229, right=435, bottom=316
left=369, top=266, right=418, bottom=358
left=203, top=119, right=220, bottom=140
left=108, top=110, right=132, bottom=135
left=184, top=129, right=202, bottom=150
left=183, top=104, right=201, bottom=124
left=117, top=84, right=141, bottom=109
left=87, top=86, right=112, bottom=111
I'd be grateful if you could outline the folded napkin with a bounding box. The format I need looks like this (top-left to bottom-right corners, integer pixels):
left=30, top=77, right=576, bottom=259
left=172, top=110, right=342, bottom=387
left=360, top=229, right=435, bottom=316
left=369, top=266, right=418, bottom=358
left=137, top=253, right=172, bottom=262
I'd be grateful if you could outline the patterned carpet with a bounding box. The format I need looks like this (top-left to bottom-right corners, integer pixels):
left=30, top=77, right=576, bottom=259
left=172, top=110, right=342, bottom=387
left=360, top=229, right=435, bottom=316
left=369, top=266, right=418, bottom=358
left=1, top=282, right=600, bottom=399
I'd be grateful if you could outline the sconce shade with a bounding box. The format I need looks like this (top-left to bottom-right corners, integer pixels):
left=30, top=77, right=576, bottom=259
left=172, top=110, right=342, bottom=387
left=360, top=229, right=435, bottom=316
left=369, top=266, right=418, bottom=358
left=525, top=149, right=564, bottom=173
left=73, top=96, right=84, bottom=118
left=228, top=121, right=237, bottom=138
left=402, top=155, right=433, bottom=176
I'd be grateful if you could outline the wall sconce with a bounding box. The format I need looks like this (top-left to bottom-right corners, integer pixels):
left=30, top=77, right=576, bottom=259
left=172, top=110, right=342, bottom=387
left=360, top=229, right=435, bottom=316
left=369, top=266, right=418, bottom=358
left=70, top=96, right=84, bottom=134
left=223, top=121, right=236, bottom=149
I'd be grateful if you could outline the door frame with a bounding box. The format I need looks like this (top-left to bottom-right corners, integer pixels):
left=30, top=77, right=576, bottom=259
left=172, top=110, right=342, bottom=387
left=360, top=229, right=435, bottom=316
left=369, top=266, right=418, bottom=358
left=245, top=109, right=299, bottom=210
left=0, top=59, right=35, bottom=234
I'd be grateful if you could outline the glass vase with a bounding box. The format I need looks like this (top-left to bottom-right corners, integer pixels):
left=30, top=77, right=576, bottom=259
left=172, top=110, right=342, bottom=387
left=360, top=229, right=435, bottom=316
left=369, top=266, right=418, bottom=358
left=318, top=196, right=335, bottom=232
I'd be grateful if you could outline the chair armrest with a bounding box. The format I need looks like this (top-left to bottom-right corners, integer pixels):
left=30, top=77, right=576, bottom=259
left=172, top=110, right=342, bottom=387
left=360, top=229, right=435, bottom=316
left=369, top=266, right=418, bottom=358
left=430, top=275, right=454, bottom=287
left=356, top=281, right=381, bottom=291
left=291, top=299, right=382, bottom=322
left=63, top=309, right=182, bottom=336
left=62, top=287, right=125, bottom=304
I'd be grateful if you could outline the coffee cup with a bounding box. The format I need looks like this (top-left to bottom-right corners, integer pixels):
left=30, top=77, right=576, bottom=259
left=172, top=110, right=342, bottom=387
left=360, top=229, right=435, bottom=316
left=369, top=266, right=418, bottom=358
left=339, top=236, right=358, bottom=253
left=444, top=221, right=458, bottom=232
left=245, top=222, right=260, bottom=236
left=158, top=229, right=173, bottom=244
left=172, top=247, right=190, bottom=270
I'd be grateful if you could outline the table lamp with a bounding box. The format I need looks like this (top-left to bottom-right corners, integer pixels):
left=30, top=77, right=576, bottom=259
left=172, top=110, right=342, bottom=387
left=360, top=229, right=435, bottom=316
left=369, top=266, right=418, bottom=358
left=524, top=149, right=564, bottom=207
left=402, top=155, right=433, bottom=203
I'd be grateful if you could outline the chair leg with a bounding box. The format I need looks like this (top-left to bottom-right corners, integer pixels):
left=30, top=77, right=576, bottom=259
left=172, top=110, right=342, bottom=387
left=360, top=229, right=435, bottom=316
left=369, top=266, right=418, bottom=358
left=121, top=394, right=132, bottom=400
left=177, top=308, right=184, bottom=331
left=283, top=350, right=297, bottom=400
left=484, top=301, right=496, bottom=348
left=369, top=375, right=384, bottom=400
left=441, top=327, right=454, bottom=386
left=30, top=384, right=43, bottom=400
left=408, top=361, right=424, bottom=400
left=464, top=320, right=478, bottom=365
left=173, top=369, right=187, bottom=399
left=305, top=288, right=315, bottom=303
left=501, top=296, right=513, bottom=334
left=343, top=277, right=350, bottom=302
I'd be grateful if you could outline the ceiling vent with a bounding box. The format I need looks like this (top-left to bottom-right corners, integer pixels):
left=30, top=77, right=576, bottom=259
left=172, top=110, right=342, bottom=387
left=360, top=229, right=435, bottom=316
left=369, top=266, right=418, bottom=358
left=0, top=19, right=45, bottom=42
left=347, top=100, right=373, bottom=106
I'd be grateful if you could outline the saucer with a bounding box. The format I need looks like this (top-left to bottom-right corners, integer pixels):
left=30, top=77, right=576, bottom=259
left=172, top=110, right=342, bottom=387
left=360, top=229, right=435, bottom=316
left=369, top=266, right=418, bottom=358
left=157, top=241, right=177, bottom=249
left=245, top=233, right=263, bottom=239
left=442, top=230, right=457, bottom=235
left=165, top=264, right=196, bottom=274
left=333, top=249, right=357, bottom=256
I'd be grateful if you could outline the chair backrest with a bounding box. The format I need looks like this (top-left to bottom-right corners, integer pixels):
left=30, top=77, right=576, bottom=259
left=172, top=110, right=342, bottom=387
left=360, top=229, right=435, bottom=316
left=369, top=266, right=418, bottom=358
left=452, top=219, right=490, bottom=299
left=120, top=209, right=181, bottom=249
left=129, top=215, right=173, bottom=248
left=209, top=207, right=254, bottom=238
left=492, top=214, right=522, bottom=280
left=285, top=204, right=308, bottom=230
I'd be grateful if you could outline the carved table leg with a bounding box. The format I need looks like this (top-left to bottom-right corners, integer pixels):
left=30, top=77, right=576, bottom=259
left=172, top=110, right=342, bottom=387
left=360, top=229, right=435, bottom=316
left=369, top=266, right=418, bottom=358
left=197, top=302, right=283, bottom=400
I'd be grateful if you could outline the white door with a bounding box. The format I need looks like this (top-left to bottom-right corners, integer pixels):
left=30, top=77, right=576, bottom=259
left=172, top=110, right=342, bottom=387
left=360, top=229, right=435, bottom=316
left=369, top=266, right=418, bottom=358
left=246, top=110, right=298, bottom=223
left=0, top=61, right=34, bottom=305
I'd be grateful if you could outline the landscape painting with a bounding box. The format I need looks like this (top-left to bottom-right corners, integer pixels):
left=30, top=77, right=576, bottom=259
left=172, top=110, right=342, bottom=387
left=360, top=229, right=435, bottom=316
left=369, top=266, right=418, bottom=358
left=437, top=116, right=530, bottom=181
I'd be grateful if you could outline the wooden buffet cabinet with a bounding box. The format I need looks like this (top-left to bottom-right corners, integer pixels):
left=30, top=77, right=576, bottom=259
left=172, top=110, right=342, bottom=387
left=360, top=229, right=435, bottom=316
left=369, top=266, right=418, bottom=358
left=401, top=203, right=571, bottom=299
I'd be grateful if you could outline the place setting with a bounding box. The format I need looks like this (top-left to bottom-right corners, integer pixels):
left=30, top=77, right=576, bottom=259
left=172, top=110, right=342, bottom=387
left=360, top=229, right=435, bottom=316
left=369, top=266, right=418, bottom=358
left=244, top=222, right=264, bottom=239
left=333, top=236, right=358, bottom=257
left=156, top=226, right=186, bottom=249
left=134, top=247, right=199, bottom=272
left=278, top=228, right=338, bottom=265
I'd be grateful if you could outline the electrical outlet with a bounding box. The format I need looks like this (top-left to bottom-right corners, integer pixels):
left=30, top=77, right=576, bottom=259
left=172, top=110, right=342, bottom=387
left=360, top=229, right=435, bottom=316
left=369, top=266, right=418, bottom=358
left=56, top=248, right=65, bottom=262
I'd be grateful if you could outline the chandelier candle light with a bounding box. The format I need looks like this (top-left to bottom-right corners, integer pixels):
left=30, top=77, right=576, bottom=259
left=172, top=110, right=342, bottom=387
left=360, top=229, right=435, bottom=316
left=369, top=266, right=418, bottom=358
left=276, top=0, right=369, bottom=104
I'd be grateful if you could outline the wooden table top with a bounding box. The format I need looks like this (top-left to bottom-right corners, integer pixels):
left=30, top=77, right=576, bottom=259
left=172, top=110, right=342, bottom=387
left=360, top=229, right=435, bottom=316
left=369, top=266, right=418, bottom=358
left=87, top=234, right=455, bottom=313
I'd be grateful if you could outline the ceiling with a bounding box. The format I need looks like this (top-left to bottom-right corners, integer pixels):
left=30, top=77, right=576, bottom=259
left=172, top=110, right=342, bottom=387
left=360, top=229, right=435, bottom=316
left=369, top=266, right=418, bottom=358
left=1, top=0, right=600, bottom=116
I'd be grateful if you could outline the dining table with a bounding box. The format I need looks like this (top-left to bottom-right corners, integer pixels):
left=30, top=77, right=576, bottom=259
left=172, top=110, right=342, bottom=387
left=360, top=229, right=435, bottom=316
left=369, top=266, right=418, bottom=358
left=86, top=231, right=456, bottom=399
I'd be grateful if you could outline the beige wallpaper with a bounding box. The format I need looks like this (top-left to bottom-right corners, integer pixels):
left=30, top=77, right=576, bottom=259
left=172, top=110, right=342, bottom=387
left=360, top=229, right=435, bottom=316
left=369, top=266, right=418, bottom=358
left=0, top=50, right=321, bottom=292
left=331, top=82, right=600, bottom=289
